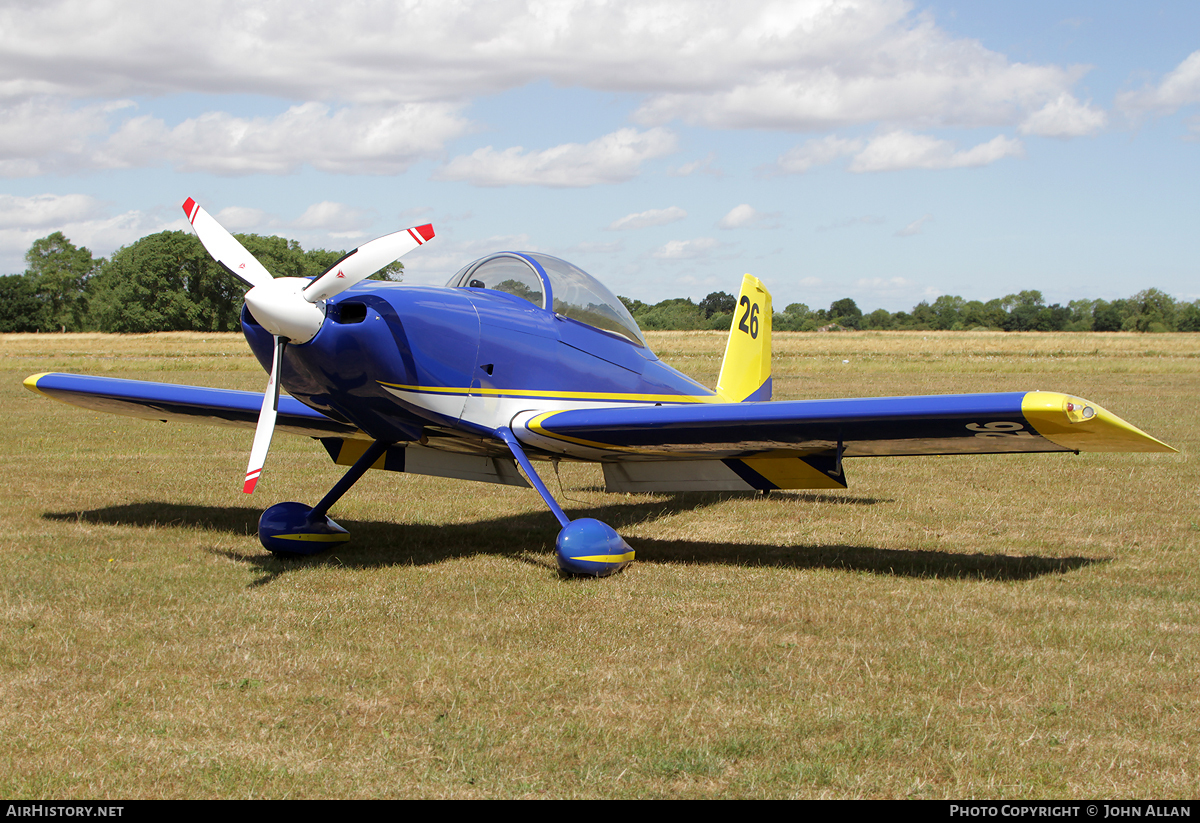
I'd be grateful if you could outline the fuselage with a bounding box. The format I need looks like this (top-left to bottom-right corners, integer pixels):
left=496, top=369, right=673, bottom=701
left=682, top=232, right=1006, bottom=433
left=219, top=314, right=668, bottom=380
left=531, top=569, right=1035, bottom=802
left=243, top=279, right=716, bottom=454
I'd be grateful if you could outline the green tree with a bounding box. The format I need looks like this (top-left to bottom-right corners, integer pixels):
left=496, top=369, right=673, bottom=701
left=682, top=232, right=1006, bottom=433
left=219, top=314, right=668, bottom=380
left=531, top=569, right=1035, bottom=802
left=1066, top=299, right=1098, bottom=331
left=698, top=291, right=736, bottom=330
left=634, top=298, right=705, bottom=330
left=1178, top=301, right=1200, bottom=332
left=864, top=307, right=894, bottom=330
left=1093, top=299, right=1128, bottom=332
left=1126, top=288, right=1177, bottom=332
left=1002, top=291, right=1047, bottom=331
left=25, top=232, right=97, bottom=331
left=961, top=300, right=996, bottom=329
left=909, top=301, right=936, bottom=329
left=618, top=295, right=647, bottom=316
left=87, top=231, right=398, bottom=332
left=930, top=295, right=965, bottom=330
left=698, top=291, right=736, bottom=318
left=829, top=297, right=862, bottom=329
left=88, top=231, right=234, bottom=332
left=775, top=302, right=813, bottom=331
left=0, top=273, right=51, bottom=332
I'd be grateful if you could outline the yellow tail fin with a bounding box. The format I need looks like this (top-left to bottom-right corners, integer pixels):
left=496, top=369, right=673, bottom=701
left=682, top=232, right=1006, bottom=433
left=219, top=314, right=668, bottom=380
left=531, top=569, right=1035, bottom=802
left=715, top=274, right=772, bottom=402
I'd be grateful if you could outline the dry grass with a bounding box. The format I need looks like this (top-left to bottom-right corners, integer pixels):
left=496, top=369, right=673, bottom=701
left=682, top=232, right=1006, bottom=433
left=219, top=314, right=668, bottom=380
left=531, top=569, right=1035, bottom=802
left=1, top=331, right=1196, bottom=798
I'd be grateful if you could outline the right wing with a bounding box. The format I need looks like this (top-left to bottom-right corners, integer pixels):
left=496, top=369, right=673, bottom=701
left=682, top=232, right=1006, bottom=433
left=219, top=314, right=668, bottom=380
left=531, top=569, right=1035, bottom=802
left=24, top=372, right=360, bottom=439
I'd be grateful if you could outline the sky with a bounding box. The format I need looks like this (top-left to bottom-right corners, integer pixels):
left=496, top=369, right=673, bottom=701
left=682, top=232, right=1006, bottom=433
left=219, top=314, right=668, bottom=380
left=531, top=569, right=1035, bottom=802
left=1, top=0, right=1197, bottom=312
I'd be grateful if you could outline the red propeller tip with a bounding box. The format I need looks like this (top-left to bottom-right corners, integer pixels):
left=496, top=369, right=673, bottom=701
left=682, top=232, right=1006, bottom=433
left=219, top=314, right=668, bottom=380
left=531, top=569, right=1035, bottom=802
left=415, top=224, right=435, bottom=242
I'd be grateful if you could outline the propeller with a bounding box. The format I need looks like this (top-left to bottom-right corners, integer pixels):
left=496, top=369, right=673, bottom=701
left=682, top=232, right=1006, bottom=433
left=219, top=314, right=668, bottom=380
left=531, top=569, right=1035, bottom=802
left=244, top=336, right=284, bottom=494
left=182, top=197, right=434, bottom=493
left=304, top=224, right=435, bottom=303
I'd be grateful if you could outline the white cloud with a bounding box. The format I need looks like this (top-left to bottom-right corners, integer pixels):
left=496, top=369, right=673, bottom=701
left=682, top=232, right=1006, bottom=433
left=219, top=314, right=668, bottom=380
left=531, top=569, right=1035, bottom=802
left=848, top=131, right=1023, bottom=172
left=651, top=237, right=719, bottom=260
left=0, top=194, right=105, bottom=228
left=717, top=204, right=779, bottom=229
left=436, top=127, right=677, bottom=187
left=1018, top=93, right=1106, bottom=137
left=100, top=102, right=468, bottom=176
left=0, top=98, right=133, bottom=176
left=0, top=1, right=1102, bottom=185
left=625, top=3, right=1085, bottom=132
left=0, top=207, right=186, bottom=273
left=607, top=206, right=687, bottom=230
left=0, top=1, right=1092, bottom=133
left=774, top=135, right=864, bottom=174
left=895, top=214, right=933, bottom=237
left=718, top=204, right=757, bottom=229
left=0, top=98, right=468, bottom=177
left=213, top=206, right=270, bottom=232
left=1117, top=50, right=1200, bottom=116
left=292, top=202, right=373, bottom=233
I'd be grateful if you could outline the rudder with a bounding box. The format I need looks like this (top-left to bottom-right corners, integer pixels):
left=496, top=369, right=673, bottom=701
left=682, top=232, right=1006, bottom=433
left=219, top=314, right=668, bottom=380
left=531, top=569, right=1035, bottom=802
left=716, top=274, right=772, bottom=402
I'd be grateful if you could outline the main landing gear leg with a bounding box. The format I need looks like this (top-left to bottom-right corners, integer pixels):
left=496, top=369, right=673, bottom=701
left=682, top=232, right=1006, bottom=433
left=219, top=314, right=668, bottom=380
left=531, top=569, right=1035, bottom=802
left=258, top=439, right=390, bottom=556
left=495, top=427, right=633, bottom=577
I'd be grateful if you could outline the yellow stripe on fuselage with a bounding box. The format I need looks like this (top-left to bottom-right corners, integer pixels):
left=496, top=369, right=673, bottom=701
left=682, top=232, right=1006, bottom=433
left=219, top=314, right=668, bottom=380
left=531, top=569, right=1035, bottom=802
left=1021, top=391, right=1175, bottom=453
left=377, top=381, right=722, bottom=405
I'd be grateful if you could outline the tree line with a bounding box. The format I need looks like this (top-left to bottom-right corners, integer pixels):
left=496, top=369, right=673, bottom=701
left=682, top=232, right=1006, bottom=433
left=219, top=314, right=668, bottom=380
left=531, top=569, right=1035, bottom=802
left=0, top=230, right=401, bottom=333
left=625, top=289, right=1200, bottom=333
left=2, top=230, right=1197, bottom=333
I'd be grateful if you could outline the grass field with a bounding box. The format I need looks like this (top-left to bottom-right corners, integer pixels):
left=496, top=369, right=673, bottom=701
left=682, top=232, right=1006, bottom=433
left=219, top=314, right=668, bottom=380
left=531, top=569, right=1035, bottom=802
left=2, top=330, right=1196, bottom=798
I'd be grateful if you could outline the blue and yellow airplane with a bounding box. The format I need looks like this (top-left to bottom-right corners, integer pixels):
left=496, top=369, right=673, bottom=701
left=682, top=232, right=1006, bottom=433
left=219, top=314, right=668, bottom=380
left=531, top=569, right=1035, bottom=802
left=24, top=199, right=1174, bottom=575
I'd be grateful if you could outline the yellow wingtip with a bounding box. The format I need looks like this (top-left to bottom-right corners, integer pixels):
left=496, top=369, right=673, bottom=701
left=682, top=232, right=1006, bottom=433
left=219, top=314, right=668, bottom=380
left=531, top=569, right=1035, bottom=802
left=1022, top=391, right=1176, bottom=453
left=23, top=373, right=50, bottom=395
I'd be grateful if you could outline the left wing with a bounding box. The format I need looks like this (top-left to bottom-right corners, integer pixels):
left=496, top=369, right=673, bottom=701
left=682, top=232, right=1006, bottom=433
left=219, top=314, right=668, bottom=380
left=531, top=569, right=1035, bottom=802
left=24, top=373, right=359, bottom=439
left=25, top=372, right=529, bottom=489
left=512, top=391, right=1174, bottom=492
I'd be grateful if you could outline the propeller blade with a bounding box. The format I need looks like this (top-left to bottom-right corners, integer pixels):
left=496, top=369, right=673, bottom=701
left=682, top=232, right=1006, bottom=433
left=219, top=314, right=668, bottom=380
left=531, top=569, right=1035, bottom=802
left=182, top=197, right=275, bottom=291
left=303, top=224, right=434, bottom=303
left=243, top=336, right=284, bottom=494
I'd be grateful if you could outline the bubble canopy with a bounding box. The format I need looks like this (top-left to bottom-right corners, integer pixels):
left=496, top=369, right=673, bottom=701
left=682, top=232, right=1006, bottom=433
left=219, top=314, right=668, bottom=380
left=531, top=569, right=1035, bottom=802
left=447, top=252, right=646, bottom=346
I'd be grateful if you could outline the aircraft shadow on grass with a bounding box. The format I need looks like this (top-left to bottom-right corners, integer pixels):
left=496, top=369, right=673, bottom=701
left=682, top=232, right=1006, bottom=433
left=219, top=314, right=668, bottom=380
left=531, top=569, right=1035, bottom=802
left=42, top=490, right=1104, bottom=583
